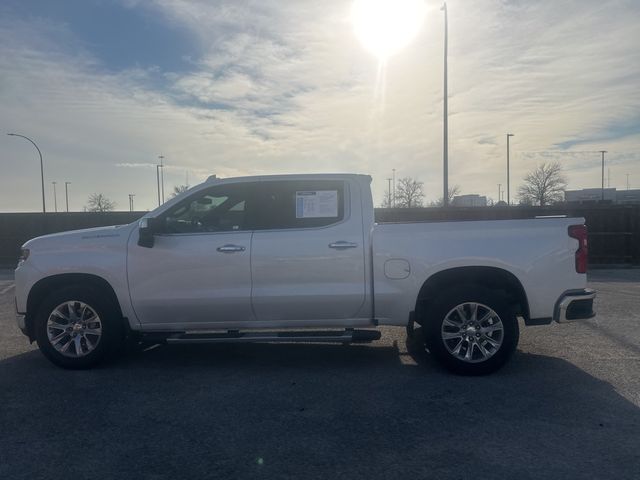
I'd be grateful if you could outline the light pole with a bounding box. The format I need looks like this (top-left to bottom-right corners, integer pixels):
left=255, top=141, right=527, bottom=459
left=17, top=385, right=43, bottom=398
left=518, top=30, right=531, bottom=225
left=65, top=181, right=71, bottom=212
left=52, top=182, right=58, bottom=212
left=392, top=168, right=396, bottom=207
left=600, top=150, right=607, bottom=201
left=387, top=178, right=392, bottom=207
left=156, top=164, right=162, bottom=206
left=129, top=194, right=135, bottom=212
left=441, top=2, right=449, bottom=206
left=506, top=133, right=514, bottom=205
left=158, top=155, right=165, bottom=204
left=7, top=133, right=46, bottom=213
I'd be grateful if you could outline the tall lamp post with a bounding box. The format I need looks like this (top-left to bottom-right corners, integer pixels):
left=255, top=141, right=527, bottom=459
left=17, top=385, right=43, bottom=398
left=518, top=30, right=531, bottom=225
left=392, top=168, right=396, bottom=207
left=52, top=182, right=58, bottom=212
left=156, top=164, right=162, bottom=207
left=7, top=133, right=46, bottom=213
left=441, top=2, right=449, bottom=206
left=599, top=150, right=607, bottom=201
left=158, top=155, right=165, bottom=204
left=506, top=133, right=514, bottom=205
left=65, top=181, right=71, bottom=212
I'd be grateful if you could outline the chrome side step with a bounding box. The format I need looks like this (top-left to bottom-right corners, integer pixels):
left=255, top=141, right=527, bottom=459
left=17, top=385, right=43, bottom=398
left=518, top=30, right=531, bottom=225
left=163, top=329, right=381, bottom=345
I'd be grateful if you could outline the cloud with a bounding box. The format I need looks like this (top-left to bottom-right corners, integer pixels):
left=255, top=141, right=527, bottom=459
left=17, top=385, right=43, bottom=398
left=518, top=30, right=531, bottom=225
left=1, top=0, right=639, bottom=212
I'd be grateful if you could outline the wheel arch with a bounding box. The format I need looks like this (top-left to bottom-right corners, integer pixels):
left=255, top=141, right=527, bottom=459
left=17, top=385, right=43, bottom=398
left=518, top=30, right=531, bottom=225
left=414, top=266, right=530, bottom=324
left=25, top=273, right=124, bottom=342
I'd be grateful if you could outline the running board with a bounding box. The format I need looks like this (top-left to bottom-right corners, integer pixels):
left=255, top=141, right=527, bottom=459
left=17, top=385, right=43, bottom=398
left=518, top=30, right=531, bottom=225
left=163, top=329, right=381, bottom=345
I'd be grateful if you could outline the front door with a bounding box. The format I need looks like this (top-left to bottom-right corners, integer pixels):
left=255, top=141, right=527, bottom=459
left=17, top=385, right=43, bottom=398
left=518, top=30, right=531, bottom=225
left=127, top=183, right=255, bottom=329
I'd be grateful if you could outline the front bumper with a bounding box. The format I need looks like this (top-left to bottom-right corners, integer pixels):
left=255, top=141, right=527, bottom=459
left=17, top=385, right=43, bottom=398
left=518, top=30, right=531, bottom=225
left=554, top=288, right=596, bottom=323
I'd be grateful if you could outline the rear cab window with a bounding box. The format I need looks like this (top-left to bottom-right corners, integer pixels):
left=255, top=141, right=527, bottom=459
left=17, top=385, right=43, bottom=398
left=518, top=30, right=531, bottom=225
left=252, top=180, right=346, bottom=230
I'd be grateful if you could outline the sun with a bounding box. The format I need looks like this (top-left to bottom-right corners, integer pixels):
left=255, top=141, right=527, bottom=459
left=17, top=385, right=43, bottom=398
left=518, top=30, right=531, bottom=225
left=351, top=0, right=426, bottom=59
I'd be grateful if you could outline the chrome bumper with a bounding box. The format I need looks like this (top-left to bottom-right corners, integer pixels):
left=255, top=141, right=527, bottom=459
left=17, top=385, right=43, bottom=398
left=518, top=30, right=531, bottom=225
left=555, top=289, right=596, bottom=323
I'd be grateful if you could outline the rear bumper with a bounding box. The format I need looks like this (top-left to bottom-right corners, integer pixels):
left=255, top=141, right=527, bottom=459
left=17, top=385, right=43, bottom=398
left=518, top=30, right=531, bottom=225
left=554, top=288, right=596, bottom=323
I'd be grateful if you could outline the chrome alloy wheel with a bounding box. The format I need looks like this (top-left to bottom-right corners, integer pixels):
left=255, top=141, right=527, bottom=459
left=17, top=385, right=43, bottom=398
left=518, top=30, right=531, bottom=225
left=441, top=302, right=504, bottom=363
left=46, top=301, right=102, bottom=358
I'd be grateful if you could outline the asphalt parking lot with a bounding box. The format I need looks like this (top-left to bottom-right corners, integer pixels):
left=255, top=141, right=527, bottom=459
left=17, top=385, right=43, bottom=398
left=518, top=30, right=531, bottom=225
left=1, top=269, right=639, bottom=479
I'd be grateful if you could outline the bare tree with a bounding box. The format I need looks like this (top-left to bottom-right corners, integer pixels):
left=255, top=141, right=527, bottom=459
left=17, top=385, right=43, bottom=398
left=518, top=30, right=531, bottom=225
left=380, top=189, right=393, bottom=208
left=171, top=184, right=190, bottom=198
left=395, top=177, right=425, bottom=208
left=430, top=185, right=461, bottom=207
left=517, top=162, right=567, bottom=206
left=86, top=193, right=115, bottom=212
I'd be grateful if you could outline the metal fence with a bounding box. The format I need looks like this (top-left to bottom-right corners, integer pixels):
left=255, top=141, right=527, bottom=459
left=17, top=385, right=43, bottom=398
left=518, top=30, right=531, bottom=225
left=1, top=205, right=638, bottom=268
left=376, top=205, right=640, bottom=266
left=0, top=212, right=145, bottom=268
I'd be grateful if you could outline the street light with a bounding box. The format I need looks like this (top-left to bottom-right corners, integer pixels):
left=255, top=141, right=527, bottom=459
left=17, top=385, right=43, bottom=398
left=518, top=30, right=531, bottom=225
left=129, top=193, right=136, bottom=212
left=506, top=133, right=515, bottom=205
left=156, top=164, right=163, bottom=207
left=52, top=182, right=58, bottom=212
left=7, top=133, right=46, bottom=213
left=158, top=155, right=165, bottom=204
left=65, top=182, right=71, bottom=212
left=600, top=150, right=607, bottom=201
left=392, top=168, right=396, bottom=207
left=441, top=2, right=449, bottom=206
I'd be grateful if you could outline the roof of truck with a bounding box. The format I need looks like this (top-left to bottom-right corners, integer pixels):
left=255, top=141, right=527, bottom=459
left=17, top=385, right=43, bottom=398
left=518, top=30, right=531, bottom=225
left=205, top=173, right=372, bottom=183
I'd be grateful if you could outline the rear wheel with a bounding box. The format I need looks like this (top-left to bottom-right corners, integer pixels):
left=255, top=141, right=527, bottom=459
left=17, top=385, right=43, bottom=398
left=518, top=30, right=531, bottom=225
left=422, top=285, right=519, bottom=375
left=35, top=286, right=124, bottom=369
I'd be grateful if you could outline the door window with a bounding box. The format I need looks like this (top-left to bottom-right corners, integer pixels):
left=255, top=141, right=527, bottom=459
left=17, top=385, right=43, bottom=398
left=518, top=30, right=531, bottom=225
left=162, top=184, right=252, bottom=234
left=253, top=180, right=345, bottom=230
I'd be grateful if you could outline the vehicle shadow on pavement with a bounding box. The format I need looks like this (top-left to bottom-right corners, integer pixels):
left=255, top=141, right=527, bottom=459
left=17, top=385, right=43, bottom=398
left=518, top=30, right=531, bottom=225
left=1, top=338, right=639, bottom=479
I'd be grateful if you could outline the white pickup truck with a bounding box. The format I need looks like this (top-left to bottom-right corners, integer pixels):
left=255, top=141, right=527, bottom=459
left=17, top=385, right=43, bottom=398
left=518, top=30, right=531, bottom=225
left=15, top=173, right=595, bottom=374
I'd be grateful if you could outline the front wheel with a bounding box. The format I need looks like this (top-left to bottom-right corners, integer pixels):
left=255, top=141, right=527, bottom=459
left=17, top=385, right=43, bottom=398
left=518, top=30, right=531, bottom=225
left=422, top=285, right=519, bottom=375
left=35, top=286, right=124, bottom=369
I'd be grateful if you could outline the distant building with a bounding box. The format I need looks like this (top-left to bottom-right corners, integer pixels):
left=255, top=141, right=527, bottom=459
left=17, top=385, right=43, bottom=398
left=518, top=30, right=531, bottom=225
left=616, top=189, right=640, bottom=204
left=452, top=194, right=487, bottom=207
left=565, top=188, right=640, bottom=204
left=565, top=188, right=616, bottom=203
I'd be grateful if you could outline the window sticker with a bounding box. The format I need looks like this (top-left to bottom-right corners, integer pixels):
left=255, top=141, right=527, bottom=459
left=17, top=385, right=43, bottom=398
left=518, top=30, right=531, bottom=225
left=295, top=190, right=338, bottom=218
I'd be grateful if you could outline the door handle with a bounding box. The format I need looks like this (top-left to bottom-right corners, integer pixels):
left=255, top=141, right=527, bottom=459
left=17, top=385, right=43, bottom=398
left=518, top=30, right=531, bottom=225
left=328, top=241, right=358, bottom=249
left=216, top=244, right=246, bottom=253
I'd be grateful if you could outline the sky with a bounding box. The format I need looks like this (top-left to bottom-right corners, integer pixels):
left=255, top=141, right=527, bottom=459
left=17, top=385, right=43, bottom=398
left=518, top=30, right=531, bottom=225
left=1, top=0, right=639, bottom=212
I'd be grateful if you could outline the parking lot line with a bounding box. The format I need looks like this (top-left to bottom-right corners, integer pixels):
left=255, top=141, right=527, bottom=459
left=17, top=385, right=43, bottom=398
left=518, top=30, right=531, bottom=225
left=0, top=284, right=15, bottom=295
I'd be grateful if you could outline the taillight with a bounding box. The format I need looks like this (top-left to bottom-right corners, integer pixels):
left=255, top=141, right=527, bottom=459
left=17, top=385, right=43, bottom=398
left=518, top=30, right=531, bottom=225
left=568, top=224, right=588, bottom=273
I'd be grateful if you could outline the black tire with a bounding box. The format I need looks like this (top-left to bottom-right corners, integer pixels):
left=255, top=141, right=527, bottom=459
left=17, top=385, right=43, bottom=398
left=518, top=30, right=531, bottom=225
left=422, top=285, right=519, bottom=375
left=35, top=285, right=124, bottom=369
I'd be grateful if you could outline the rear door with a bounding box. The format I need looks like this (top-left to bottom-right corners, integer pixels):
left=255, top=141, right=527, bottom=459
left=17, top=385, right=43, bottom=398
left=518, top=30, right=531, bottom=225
left=250, top=179, right=367, bottom=322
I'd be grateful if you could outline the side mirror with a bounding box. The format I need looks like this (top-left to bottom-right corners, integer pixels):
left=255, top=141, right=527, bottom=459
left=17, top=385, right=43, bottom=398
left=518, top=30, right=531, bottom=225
left=138, top=217, right=162, bottom=248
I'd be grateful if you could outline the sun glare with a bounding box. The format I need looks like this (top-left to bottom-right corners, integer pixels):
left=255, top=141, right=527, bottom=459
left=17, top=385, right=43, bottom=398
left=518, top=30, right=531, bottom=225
left=352, top=0, right=426, bottom=59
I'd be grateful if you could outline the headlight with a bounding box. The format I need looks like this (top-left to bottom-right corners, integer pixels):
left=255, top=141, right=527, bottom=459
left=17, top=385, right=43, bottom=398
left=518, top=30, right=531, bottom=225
left=18, top=248, right=30, bottom=265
